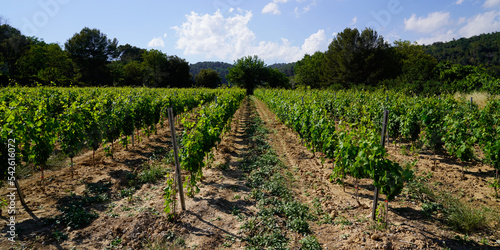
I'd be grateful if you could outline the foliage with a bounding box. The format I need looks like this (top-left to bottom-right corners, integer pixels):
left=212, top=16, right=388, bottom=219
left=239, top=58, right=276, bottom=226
left=294, top=52, right=326, bottom=88
left=323, top=28, right=393, bottom=87
left=194, top=68, right=221, bottom=88
left=64, top=27, right=119, bottom=86
left=256, top=89, right=414, bottom=200
left=179, top=89, right=245, bottom=196
left=227, top=55, right=289, bottom=94
left=423, top=32, right=500, bottom=77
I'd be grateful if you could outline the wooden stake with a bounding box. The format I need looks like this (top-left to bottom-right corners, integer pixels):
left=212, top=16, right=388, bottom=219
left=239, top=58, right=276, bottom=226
left=372, top=109, right=389, bottom=221
left=168, top=108, right=186, bottom=211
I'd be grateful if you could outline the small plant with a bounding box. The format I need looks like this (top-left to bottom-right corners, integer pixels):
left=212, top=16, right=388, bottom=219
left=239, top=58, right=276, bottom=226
left=139, top=162, right=168, bottom=184
left=375, top=201, right=388, bottom=229
left=222, top=234, right=236, bottom=247
left=51, top=230, right=68, bottom=242
left=480, top=237, right=490, bottom=245
left=299, top=235, right=322, bottom=250
left=119, top=187, right=136, bottom=198
left=174, top=237, right=185, bottom=246
left=163, top=174, right=177, bottom=220
left=110, top=237, right=122, bottom=247
left=334, top=216, right=352, bottom=229
left=231, top=206, right=240, bottom=215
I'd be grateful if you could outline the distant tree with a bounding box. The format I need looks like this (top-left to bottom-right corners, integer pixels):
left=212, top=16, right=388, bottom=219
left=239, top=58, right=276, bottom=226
left=190, top=61, right=232, bottom=84
left=227, top=55, right=268, bottom=95
left=294, top=51, right=326, bottom=88
left=141, top=49, right=168, bottom=87
left=64, top=27, right=119, bottom=86
left=393, top=40, right=437, bottom=83
left=123, top=60, right=145, bottom=86
left=265, top=68, right=290, bottom=88
left=324, top=27, right=390, bottom=87
left=195, top=68, right=221, bottom=88
left=16, top=40, right=74, bottom=85
left=166, top=55, right=191, bottom=88
left=118, top=44, right=146, bottom=63
left=0, top=23, right=30, bottom=83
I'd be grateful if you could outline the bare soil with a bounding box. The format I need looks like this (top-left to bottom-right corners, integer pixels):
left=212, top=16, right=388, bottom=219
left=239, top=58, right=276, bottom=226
left=0, top=96, right=499, bottom=249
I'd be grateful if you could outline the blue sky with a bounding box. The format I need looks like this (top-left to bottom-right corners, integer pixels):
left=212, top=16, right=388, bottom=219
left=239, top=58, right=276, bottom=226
left=2, top=0, right=500, bottom=64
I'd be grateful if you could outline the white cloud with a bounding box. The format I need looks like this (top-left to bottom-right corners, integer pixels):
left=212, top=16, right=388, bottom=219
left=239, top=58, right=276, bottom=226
left=294, top=0, right=317, bottom=17
left=301, top=29, right=327, bottom=54
left=172, top=11, right=328, bottom=62
left=163, top=33, right=167, bottom=38
left=416, top=30, right=458, bottom=45
left=274, top=0, right=288, bottom=3
left=148, top=37, right=165, bottom=47
left=459, top=11, right=500, bottom=37
left=456, top=0, right=464, bottom=4
left=404, top=11, right=452, bottom=33
left=262, top=2, right=281, bottom=15
left=350, top=16, right=357, bottom=26
left=484, top=0, right=500, bottom=8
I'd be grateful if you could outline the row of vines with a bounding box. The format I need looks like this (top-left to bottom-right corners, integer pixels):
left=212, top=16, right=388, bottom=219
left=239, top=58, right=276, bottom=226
left=255, top=89, right=500, bottom=199
left=163, top=90, right=245, bottom=215
left=0, top=87, right=236, bottom=185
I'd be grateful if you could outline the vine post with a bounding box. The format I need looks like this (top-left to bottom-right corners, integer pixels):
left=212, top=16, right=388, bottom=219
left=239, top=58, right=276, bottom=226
left=168, top=108, right=186, bottom=211
left=372, top=109, right=389, bottom=221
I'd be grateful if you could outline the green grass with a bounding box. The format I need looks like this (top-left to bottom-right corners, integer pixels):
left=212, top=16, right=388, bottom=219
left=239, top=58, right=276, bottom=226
left=404, top=173, right=496, bottom=233
left=238, top=100, right=320, bottom=249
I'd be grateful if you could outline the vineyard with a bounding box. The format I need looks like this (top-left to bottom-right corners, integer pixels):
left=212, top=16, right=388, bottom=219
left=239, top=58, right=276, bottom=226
left=0, top=87, right=499, bottom=249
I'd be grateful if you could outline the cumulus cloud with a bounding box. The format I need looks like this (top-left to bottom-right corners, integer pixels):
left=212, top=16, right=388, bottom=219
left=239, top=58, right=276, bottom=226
left=301, top=29, right=327, bottom=54
left=484, top=0, right=500, bottom=8
left=172, top=11, right=328, bottom=62
left=262, top=2, right=281, bottom=15
left=148, top=37, right=165, bottom=47
left=456, top=0, right=464, bottom=4
left=459, top=11, right=500, bottom=37
left=404, top=11, right=452, bottom=33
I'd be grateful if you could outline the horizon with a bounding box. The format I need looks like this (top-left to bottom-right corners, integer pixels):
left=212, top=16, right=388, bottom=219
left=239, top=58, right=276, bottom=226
left=2, top=0, right=500, bottom=64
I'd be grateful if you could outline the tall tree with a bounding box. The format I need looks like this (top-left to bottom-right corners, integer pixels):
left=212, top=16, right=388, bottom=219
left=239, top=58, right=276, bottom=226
left=227, top=55, right=267, bottom=95
left=393, top=40, right=437, bottom=83
left=118, top=44, right=146, bottom=63
left=166, top=55, right=191, bottom=88
left=0, top=23, right=30, bottom=82
left=195, top=68, right=221, bottom=88
left=324, top=28, right=390, bottom=87
left=141, top=49, right=168, bottom=87
left=64, top=27, right=119, bottom=86
left=294, top=51, right=326, bottom=88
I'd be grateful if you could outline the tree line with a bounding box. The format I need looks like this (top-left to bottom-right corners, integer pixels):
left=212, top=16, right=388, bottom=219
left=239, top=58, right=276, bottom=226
left=0, top=23, right=191, bottom=87
left=293, top=28, right=500, bottom=95
left=2, top=19, right=499, bottom=94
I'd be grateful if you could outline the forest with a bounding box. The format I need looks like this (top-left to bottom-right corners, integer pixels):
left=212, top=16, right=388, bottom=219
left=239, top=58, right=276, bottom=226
left=1, top=19, right=499, bottom=95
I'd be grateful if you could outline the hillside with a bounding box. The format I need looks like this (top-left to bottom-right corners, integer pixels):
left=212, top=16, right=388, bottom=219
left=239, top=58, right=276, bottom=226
left=423, top=32, right=500, bottom=76
left=189, top=61, right=233, bottom=85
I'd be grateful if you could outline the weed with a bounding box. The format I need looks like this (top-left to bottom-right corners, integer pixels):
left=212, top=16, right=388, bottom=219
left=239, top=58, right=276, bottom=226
left=139, top=162, right=169, bottom=184
left=231, top=206, right=240, bottom=215
left=299, top=235, right=321, bottom=250
left=119, top=187, right=136, bottom=198
left=51, top=230, right=68, bottom=242
left=334, top=216, right=352, bottom=229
